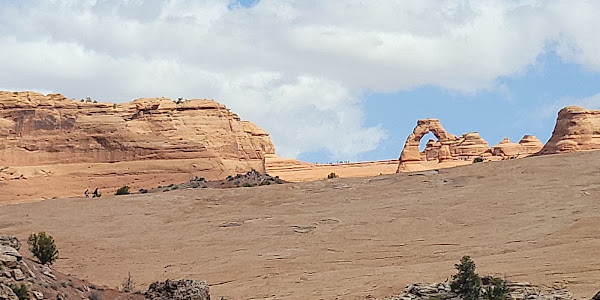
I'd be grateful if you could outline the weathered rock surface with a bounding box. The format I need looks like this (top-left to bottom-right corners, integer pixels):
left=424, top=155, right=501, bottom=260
left=538, top=106, right=600, bottom=155
left=0, top=284, right=19, bottom=300
left=0, top=91, right=275, bottom=202
left=146, top=279, right=209, bottom=300
left=0, top=246, right=21, bottom=263
left=1, top=237, right=137, bottom=300
left=398, top=119, right=540, bottom=172
left=380, top=281, right=573, bottom=300
left=0, top=237, right=20, bottom=251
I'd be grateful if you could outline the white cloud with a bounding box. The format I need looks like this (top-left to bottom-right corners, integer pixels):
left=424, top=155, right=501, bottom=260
left=538, top=93, right=600, bottom=121
left=1, top=0, right=600, bottom=159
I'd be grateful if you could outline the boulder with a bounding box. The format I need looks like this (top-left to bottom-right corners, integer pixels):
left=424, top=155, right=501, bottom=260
left=592, top=291, right=600, bottom=300
left=0, top=237, right=20, bottom=251
left=0, top=246, right=21, bottom=263
left=10, top=269, right=24, bottom=281
left=146, top=279, right=210, bottom=300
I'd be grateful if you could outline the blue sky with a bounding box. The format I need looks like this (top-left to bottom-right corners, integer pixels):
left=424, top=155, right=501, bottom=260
left=2, top=0, right=600, bottom=163
left=332, top=51, right=600, bottom=163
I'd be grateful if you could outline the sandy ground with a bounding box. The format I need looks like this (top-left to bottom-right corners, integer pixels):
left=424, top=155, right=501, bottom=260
left=1, top=151, right=599, bottom=299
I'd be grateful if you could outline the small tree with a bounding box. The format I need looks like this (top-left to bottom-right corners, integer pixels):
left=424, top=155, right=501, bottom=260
left=483, top=277, right=509, bottom=300
left=27, top=232, right=59, bottom=265
left=115, top=186, right=131, bottom=195
left=9, top=284, right=30, bottom=300
left=450, top=256, right=481, bottom=300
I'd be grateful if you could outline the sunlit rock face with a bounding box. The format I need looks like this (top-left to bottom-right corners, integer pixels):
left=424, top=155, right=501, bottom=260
left=538, top=106, right=600, bottom=155
left=0, top=91, right=274, bottom=173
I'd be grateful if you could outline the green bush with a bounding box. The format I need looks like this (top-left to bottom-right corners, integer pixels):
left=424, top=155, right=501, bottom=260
left=27, top=232, right=59, bottom=265
left=473, top=157, right=484, bottom=163
left=115, top=186, right=130, bottom=195
left=9, top=284, right=30, bottom=300
left=483, top=277, right=509, bottom=300
left=450, top=256, right=481, bottom=300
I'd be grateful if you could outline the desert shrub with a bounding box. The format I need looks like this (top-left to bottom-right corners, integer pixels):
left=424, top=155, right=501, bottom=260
left=259, top=180, right=271, bottom=186
left=483, top=277, right=509, bottom=300
left=327, top=172, right=339, bottom=179
left=171, top=185, right=179, bottom=190
left=89, top=291, right=103, bottom=300
left=60, top=282, right=68, bottom=288
left=10, top=284, right=30, bottom=300
left=473, top=157, right=484, bottom=163
left=50, top=283, right=60, bottom=290
left=450, top=256, right=481, bottom=300
left=27, top=232, right=59, bottom=265
left=121, top=272, right=134, bottom=293
left=115, top=186, right=130, bottom=195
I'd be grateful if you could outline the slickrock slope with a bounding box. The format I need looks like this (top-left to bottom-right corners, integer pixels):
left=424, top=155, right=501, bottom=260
left=265, top=154, right=399, bottom=182
left=538, top=106, right=600, bottom=155
left=1, top=151, right=599, bottom=299
left=0, top=91, right=274, bottom=203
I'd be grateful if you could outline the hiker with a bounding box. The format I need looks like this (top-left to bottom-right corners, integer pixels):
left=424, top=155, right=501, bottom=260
left=84, top=189, right=89, bottom=198
left=92, top=188, right=100, bottom=198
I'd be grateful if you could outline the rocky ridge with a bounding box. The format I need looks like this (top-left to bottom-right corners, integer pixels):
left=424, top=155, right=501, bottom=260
left=379, top=281, right=574, bottom=300
left=0, top=91, right=275, bottom=202
left=0, top=91, right=274, bottom=167
left=1, top=236, right=141, bottom=300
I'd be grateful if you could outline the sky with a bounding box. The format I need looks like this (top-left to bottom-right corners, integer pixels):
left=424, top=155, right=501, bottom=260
left=1, top=0, right=600, bottom=163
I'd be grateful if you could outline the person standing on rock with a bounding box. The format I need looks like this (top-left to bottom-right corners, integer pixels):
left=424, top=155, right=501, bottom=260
left=84, top=189, right=89, bottom=198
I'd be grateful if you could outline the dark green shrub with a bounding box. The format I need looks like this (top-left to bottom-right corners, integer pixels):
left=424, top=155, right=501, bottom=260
left=483, top=277, right=509, bottom=300
left=9, top=284, right=30, bottom=300
left=115, top=186, right=130, bottom=195
left=450, top=256, right=481, bottom=300
left=473, top=157, right=484, bottom=163
left=327, top=172, right=339, bottom=179
left=27, top=232, right=59, bottom=265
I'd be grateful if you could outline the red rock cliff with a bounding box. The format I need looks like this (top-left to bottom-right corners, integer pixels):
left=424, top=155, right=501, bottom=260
left=0, top=91, right=274, bottom=171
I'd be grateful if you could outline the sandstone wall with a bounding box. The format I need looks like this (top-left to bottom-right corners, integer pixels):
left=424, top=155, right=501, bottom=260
left=0, top=91, right=274, bottom=170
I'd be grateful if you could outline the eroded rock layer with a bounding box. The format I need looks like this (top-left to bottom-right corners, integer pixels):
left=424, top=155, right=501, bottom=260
left=538, top=106, right=600, bottom=155
left=0, top=91, right=275, bottom=200
left=0, top=91, right=274, bottom=167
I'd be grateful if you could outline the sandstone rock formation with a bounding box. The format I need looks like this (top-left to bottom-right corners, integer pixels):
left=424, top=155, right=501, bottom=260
left=398, top=119, right=542, bottom=173
left=491, top=136, right=544, bottom=158
left=380, top=281, right=573, bottom=300
left=0, top=91, right=275, bottom=202
left=146, top=279, right=210, bottom=300
left=0, top=91, right=274, bottom=167
left=538, top=106, right=600, bottom=155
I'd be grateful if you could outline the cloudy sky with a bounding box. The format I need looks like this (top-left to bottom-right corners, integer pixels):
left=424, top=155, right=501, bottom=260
left=2, top=0, right=600, bottom=162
